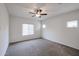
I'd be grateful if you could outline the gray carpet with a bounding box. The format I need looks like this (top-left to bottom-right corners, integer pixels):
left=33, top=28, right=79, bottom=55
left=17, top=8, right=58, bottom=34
left=5, top=39, right=79, bottom=56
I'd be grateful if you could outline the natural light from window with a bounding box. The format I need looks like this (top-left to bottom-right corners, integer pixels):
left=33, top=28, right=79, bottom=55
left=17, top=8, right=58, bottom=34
left=43, top=24, right=46, bottom=28
left=22, top=24, right=34, bottom=36
left=67, top=20, right=78, bottom=28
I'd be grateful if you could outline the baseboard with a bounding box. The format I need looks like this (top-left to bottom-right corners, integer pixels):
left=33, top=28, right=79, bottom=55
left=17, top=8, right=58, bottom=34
left=9, top=38, right=42, bottom=45
left=43, top=38, right=79, bottom=51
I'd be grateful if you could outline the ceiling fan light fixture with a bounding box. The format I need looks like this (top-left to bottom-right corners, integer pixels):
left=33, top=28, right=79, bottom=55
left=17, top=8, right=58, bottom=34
left=36, top=14, right=40, bottom=17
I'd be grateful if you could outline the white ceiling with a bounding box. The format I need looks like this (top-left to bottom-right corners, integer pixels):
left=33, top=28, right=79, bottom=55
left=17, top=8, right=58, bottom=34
left=6, top=3, right=79, bottom=20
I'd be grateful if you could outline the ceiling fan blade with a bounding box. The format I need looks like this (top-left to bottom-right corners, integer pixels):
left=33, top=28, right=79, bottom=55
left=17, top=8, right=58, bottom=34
left=32, top=15, right=36, bottom=17
left=29, top=12, right=35, bottom=14
left=40, top=13, right=47, bottom=15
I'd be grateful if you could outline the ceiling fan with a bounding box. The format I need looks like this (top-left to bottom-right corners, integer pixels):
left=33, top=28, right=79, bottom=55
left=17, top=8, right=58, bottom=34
left=29, top=8, right=47, bottom=18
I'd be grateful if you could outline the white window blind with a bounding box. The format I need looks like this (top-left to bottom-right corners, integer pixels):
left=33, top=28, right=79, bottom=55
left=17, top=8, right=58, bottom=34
left=67, top=20, right=78, bottom=28
left=22, top=24, right=34, bottom=36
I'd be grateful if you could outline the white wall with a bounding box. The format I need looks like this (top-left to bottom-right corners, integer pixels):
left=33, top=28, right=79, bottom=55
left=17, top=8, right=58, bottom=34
left=43, top=10, right=79, bottom=50
left=9, top=16, right=41, bottom=43
left=0, top=4, right=9, bottom=55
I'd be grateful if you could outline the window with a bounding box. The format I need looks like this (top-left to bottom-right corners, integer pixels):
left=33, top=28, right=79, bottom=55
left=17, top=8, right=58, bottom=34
left=22, top=24, right=34, bottom=36
left=67, top=20, right=78, bottom=28
left=43, top=24, right=46, bottom=28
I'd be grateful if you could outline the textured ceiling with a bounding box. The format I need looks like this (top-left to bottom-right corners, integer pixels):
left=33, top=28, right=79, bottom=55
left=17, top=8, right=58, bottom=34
left=6, top=3, right=79, bottom=20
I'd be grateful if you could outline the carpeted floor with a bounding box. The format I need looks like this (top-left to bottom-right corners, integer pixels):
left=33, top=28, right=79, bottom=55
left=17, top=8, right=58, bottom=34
left=5, top=39, right=79, bottom=56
